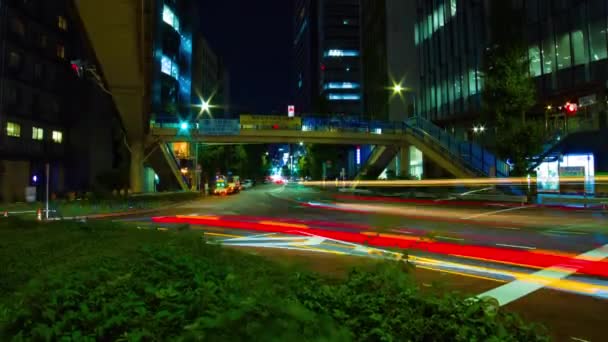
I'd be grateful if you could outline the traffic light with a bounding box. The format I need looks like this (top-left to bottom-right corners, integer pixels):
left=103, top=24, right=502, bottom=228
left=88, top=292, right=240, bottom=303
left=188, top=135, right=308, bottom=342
left=70, top=60, right=84, bottom=77
left=565, top=101, right=578, bottom=115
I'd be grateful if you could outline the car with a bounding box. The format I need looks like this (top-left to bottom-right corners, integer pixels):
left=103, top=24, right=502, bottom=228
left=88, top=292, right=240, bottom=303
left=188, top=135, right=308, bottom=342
left=242, top=179, right=254, bottom=190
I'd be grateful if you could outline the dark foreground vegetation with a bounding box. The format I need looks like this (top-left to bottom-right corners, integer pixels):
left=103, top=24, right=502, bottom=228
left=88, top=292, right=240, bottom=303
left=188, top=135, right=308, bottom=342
left=0, top=218, right=549, bottom=341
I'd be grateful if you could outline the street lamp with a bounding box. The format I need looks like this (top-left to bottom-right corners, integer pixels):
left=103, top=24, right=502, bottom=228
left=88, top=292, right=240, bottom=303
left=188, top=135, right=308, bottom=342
left=180, top=122, right=189, bottom=130
left=392, top=83, right=404, bottom=95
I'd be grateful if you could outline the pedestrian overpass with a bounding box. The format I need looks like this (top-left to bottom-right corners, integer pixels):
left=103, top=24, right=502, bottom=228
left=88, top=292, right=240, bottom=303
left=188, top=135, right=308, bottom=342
left=147, top=117, right=509, bottom=190
left=73, top=0, right=508, bottom=192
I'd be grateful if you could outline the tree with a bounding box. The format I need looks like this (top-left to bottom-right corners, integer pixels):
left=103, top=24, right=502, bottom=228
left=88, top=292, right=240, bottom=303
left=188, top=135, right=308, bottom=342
left=483, top=45, right=536, bottom=125
left=481, top=2, right=543, bottom=175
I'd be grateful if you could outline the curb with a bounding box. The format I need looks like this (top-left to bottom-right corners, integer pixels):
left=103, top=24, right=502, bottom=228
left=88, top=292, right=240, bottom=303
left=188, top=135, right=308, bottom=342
left=44, top=198, right=202, bottom=221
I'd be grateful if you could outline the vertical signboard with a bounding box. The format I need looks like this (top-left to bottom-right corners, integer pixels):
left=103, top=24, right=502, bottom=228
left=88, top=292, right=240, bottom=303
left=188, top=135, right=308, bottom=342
left=288, top=105, right=295, bottom=117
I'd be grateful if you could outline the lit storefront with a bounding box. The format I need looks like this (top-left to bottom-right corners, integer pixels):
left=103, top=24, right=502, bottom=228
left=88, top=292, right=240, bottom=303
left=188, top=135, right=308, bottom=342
left=536, top=153, right=595, bottom=195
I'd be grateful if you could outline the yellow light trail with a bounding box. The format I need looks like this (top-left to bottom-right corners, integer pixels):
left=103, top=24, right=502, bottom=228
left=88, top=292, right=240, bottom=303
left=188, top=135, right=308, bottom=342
left=299, top=176, right=608, bottom=188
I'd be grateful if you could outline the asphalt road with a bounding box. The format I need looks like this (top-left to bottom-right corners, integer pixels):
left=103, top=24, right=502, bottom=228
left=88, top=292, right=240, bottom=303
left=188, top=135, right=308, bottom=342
left=124, top=183, right=608, bottom=341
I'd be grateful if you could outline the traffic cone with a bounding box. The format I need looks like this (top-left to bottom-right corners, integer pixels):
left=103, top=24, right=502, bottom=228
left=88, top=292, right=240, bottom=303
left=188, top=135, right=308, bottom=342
left=37, top=208, right=42, bottom=221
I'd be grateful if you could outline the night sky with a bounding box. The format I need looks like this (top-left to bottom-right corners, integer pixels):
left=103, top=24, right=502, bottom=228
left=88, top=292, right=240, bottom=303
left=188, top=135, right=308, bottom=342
left=199, top=0, right=293, bottom=115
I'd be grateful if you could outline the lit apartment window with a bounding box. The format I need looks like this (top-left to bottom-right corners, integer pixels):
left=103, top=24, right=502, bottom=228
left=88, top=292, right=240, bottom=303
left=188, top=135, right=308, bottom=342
left=160, top=54, right=179, bottom=79
left=58, top=16, right=68, bottom=30
left=6, top=122, right=21, bottom=137
left=52, top=130, right=63, bottom=143
left=56, top=44, right=65, bottom=59
left=32, top=127, right=43, bottom=140
left=162, top=5, right=180, bottom=31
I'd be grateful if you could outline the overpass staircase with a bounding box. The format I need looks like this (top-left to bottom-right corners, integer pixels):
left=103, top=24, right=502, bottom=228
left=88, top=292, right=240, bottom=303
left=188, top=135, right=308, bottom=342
left=159, top=143, right=190, bottom=191
left=356, top=117, right=510, bottom=181
left=356, top=145, right=401, bottom=180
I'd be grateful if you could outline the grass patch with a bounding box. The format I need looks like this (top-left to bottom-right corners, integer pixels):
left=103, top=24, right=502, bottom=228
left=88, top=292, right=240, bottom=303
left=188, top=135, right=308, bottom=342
left=0, top=219, right=550, bottom=341
left=0, top=192, right=200, bottom=218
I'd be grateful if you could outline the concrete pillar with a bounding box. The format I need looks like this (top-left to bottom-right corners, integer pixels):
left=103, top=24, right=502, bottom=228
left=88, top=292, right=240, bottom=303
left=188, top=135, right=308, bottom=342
left=191, top=142, right=199, bottom=191
left=399, top=146, right=410, bottom=178
left=129, top=140, right=145, bottom=193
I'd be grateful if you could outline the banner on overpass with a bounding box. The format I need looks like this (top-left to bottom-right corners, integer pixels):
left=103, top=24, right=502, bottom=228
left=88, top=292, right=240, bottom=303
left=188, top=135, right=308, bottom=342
left=240, top=115, right=301, bottom=129
left=199, top=119, right=240, bottom=135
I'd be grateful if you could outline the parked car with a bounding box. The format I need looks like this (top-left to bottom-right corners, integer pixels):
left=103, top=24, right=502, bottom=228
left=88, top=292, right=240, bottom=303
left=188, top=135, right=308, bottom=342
left=242, top=179, right=254, bottom=190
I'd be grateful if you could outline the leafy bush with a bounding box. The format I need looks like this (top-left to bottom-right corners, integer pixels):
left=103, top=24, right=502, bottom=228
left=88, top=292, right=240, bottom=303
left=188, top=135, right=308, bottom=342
left=0, top=222, right=550, bottom=341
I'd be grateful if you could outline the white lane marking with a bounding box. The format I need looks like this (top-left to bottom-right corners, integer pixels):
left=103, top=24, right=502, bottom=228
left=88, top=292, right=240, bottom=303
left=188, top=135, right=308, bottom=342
left=570, top=337, right=591, bottom=342
left=458, top=186, right=494, bottom=196
left=478, top=244, right=608, bottom=306
left=496, top=226, right=521, bottom=230
left=462, top=205, right=531, bottom=220
left=546, top=230, right=588, bottom=236
left=495, top=243, right=537, bottom=250
left=437, top=236, right=465, bottom=241
left=393, top=229, right=414, bottom=234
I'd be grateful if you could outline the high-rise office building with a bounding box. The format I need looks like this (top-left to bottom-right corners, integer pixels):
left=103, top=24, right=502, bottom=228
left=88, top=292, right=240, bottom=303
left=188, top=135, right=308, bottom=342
left=0, top=0, right=122, bottom=202
left=294, top=0, right=363, bottom=117
left=361, top=0, right=418, bottom=122
left=193, top=36, right=229, bottom=118
left=414, top=0, right=608, bottom=133
left=150, top=0, right=198, bottom=124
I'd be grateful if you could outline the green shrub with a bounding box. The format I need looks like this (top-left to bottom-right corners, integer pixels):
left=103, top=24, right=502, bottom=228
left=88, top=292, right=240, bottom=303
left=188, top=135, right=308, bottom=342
left=0, top=222, right=550, bottom=341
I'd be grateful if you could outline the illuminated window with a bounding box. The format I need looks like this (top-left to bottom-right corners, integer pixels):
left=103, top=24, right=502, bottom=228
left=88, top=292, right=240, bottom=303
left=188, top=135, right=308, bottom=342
left=450, top=0, right=457, bottom=17
left=32, top=127, right=43, bottom=140
left=161, top=54, right=179, bottom=79
left=52, top=130, right=63, bottom=143
left=162, top=5, right=180, bottom=32
left=556, top=32, right=571, bottom=70
left=571, top=30, right=588, bottom=66
left=57, top=16, right=68, bottom=30
left=6, top=122, right=20, bottom=137
left=529, top=45, right=541, bottom=76
left=56, top=44, right=65, bottom=59
left=589, top=20, right=607, bottom=61
left=323, top=49, right=359, bottom=57
left=323, top=82, right=360, bottom=90
left=327, top=94, right=360, bottom=101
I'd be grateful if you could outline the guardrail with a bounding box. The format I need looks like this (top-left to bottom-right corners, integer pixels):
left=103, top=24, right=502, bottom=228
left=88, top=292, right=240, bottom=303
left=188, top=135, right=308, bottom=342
left=405, top=117, right=509, bottom=177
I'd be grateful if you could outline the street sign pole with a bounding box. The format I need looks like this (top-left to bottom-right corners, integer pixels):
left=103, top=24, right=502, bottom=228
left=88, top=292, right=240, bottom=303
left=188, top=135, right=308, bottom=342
left=45, top=163, right=49, bottom=220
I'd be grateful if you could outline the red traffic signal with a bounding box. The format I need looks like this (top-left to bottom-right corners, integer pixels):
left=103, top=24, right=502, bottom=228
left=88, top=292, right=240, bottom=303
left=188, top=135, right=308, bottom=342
left=565, top=102, right=578, bottom=115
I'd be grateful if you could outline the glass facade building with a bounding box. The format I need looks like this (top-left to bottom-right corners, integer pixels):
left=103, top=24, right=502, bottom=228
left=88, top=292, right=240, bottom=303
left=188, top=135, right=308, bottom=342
left=414, top=0, right=486, bottom=126
left=151, top=0, right=198, bottom=124
left=294, top=0, right=363, bottom=116
left=415, top=0, right=608, bottom=131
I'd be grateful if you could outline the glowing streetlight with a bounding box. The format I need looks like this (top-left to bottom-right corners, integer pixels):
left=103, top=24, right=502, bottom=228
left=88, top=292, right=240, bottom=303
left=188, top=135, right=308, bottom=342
left=180, top=122, right=189, bottom=130
left=479, top=125, right=485, bottom=132
left=201, top=99, right=210, bottom=113
left=299, top=141, right=304, bottom=146
left=392, top=83, right=404, bottom=94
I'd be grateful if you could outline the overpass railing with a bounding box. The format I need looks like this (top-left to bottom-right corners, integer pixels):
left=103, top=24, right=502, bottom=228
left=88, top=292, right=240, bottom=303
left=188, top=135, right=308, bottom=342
left=405, top=116, right=510, bottom=177
left=150, top=118, right=409, bottom=134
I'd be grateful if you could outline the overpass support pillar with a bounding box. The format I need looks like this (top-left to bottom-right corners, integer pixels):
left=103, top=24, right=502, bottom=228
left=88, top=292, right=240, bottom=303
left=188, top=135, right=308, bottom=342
left=130, top=140, right=145, bottom=193
left=398, top=146, right=410, bottom=178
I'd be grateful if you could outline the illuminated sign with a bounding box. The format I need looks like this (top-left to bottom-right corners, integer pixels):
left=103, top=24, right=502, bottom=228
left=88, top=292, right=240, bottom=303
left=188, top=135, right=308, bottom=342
left=324, top=49, right=359, bottom=57
left=356, top=147, right=361, bottom=165
left=288, top=105, right=295, bottom=117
